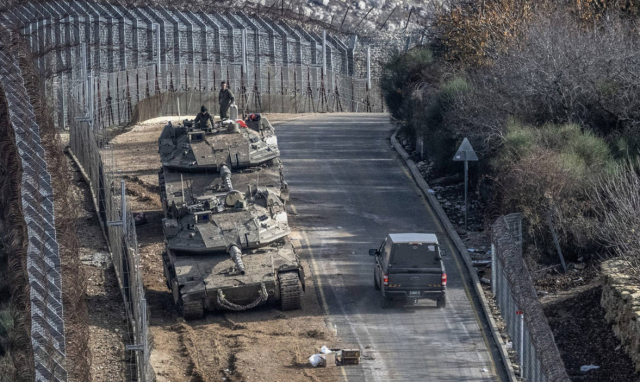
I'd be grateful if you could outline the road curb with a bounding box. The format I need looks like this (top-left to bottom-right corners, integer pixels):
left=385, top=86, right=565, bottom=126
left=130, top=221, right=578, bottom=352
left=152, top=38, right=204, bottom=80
left=391, top=129, right=517, bottom=382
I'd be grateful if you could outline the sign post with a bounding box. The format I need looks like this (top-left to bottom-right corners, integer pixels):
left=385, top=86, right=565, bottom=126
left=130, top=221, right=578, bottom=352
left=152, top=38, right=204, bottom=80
left=453, top=138, right=478, bottom=232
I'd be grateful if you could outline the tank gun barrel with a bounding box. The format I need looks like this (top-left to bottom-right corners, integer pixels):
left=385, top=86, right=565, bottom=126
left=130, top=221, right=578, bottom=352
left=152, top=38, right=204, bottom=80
left=229, top=245, right=245, bottom=275
left=220, top=165, right=233, bottom=192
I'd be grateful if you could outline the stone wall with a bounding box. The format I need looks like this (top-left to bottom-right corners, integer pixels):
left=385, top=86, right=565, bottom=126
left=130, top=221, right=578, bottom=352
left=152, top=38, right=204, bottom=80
left=601, top=260, right=640, bottom=372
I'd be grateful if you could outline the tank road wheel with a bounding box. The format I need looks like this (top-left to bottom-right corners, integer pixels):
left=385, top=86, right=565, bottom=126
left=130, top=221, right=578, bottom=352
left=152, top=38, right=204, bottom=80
left=179, top=298, right=204, bottom=320
left=279, top=272, right=302, bottom=311
left=436, top=296, right=447, bottom=309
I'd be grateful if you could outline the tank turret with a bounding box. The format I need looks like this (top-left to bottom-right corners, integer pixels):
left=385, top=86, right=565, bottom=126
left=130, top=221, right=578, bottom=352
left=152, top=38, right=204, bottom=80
left=158, top=118, right=280, bottom=172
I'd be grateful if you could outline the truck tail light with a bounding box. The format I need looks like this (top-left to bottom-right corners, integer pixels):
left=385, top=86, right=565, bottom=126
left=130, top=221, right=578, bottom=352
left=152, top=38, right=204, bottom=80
left=442, top=273, right=447, bottom=287
left=383, top=274, right=389, bottom=286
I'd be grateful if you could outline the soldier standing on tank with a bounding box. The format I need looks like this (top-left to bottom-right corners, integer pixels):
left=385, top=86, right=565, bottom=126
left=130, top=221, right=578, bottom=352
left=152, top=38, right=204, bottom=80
left=219, top=81, right=235, bottom=120
left=194, top=106, right=214, bottom=130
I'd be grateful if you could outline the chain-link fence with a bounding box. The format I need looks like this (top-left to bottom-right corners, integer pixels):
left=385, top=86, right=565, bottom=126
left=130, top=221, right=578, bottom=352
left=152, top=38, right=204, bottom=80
left=0, top=31, right=68, bottom=382
left=68, top=60, right=383, bottom=131
left=67, top=72, right=153, bottom=381
left=4, top=3, right=385, bottom=131
left=491, top=215, right=570, bottom=382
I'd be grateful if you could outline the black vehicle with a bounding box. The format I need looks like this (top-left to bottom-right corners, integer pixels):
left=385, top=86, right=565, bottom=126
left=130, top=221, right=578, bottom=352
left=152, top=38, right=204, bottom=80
left=370, top=233, right=447, bottom=308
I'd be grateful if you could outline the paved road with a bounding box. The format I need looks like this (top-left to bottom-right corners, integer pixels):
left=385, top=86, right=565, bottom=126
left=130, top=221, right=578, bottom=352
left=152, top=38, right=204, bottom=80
left=278, top=114, right=500, bottom=382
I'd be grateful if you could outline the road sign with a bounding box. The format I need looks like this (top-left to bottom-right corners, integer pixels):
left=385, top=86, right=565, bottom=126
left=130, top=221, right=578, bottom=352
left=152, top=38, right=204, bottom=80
left=453, top=138, right=478, bottom=161
left=452, top=138, right=478, bottom=232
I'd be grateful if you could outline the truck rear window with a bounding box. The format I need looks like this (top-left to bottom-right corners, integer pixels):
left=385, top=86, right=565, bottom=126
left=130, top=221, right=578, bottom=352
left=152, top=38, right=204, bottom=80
left=390, top=243, right=438, bottom=268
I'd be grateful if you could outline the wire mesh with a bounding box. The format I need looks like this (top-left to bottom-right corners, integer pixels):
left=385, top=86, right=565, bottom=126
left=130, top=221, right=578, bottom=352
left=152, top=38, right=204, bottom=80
left=67, top=70, right=153, bottom=381
left=0, top=33, right=68, bottom=382
left=8, top=2, right=383, bottom=131
left=73, top=61, right=383, bottom=131
left=491, top=216, right=570, bottom=382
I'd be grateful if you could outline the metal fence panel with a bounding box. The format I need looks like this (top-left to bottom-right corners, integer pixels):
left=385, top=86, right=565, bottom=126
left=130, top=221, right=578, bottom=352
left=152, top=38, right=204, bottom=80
left=491, top=216, right=570, bottom=382
left=0, top=33, right=68, bottom=382
left=67, top=68, right=154, bottom=381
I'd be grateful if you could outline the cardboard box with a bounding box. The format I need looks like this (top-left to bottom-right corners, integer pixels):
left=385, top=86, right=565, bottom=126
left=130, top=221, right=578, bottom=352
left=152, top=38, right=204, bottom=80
left=320, top=352, right=336, bottom=367
left=342, top=357, right=360, bottom=365
left=342, top=349, right=360, bottom=358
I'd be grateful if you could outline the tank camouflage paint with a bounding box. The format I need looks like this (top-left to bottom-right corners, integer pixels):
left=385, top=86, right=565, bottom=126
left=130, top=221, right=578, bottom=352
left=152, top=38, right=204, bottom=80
left=158, top=118, right=280, bottom=172
left=158, top=116, right=303, bottom=319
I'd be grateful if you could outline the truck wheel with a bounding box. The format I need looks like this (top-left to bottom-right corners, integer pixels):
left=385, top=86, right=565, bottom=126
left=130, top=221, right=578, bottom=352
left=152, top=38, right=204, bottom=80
left=380, top=295, right=390, bottom=309
left=179, top=298, right=204, bottom=320
left=374, top=273, right=380, bottom=290
left=279, top=272, right=302, bottom=311
left=437, top=296, right=447, bottom=309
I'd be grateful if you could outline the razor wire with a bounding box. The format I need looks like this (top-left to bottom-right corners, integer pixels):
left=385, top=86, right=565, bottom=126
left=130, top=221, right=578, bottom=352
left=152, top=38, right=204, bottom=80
left=491, top=215, right=571, bottom=382
left=0, top=32, right=68, bottom=382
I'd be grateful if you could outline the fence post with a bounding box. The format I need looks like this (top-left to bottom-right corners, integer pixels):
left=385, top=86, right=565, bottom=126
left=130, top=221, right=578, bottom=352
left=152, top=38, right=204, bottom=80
left=141, top=298, right=148, bottom=382
left=491, top=243, right=496, bottom=293
left=519, top=311, right=524, bottom=375
left=366, top=46, right=371, bottom=91
left=107, top=181, right=127, bottom=232
left=121, top=180, right=127, bottom=235
left=322, top=30, right=327, bottom=77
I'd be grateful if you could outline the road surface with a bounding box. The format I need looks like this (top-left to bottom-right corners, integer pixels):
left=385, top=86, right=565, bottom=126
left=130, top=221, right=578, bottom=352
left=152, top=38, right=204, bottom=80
left=278, top=113, right=501, bottom=382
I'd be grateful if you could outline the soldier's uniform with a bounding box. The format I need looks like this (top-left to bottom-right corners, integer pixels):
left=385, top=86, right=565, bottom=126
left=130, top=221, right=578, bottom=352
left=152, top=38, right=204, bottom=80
left=194, top=106, right=214, bottom=130
left=219, top=87, right=235, bottom=120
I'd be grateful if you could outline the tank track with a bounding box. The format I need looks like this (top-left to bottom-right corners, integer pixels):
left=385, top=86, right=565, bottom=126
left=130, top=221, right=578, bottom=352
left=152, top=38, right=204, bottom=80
left=181, top=299, right=204, bottom=320
left=279, top=272, right=302, bottom=311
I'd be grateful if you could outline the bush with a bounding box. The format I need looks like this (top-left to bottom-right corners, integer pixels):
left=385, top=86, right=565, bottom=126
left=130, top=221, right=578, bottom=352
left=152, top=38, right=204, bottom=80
left=380, top=47, right=434, bottom=119
left=415, top=76, right=471, bottom=175
left=382, top=0, right=640, bottom=264
left=0, top=307, right=11, bottom=357
left=428, top=0, right=534, bottom=64
left=0, top=352, right=15, bottom=382
left=492, top=121, right=614, bottom=260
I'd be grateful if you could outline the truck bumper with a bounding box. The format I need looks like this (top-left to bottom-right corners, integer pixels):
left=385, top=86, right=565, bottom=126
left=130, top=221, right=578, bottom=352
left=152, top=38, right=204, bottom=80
left=385, top=289, right=445, bottom=301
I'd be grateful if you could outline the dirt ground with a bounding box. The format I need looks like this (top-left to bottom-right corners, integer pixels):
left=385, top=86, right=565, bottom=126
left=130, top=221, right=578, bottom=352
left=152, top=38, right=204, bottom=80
left=67, top=157, right=129, bottom=381
left=537, top=268, right=637, bottom=381
left=109, top=114, right=346, bottom=382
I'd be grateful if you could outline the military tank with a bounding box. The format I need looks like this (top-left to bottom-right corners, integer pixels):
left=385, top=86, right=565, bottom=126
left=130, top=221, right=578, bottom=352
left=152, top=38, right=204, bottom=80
left=158, top=158, right=289, bottom=218
left=159, top=164, right=303, bottom=319
left=158, top=117, right=279, bottom=172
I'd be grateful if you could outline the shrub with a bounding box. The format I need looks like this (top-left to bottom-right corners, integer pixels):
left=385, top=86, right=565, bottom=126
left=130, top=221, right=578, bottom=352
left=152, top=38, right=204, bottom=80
left=414, top=76, right=470, bottom=175
left=591, top=159, right=640, bottom=280
left=0, top=307, right=11, bottom=357
left=380, top=47, right=434, bottom=119
left=428, top=0, right=535, bottom=64
left=492, top=122, right=614, bottom=260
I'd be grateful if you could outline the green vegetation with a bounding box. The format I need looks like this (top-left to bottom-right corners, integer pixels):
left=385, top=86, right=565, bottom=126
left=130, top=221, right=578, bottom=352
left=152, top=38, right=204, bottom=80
left=381, top=0, right=640, bottom=262
left=381, top=48, right=434, bottom=120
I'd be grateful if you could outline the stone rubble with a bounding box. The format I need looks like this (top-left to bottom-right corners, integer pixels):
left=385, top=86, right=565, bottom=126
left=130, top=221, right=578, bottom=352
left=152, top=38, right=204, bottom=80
left=601, top=260, right=640, bottom=373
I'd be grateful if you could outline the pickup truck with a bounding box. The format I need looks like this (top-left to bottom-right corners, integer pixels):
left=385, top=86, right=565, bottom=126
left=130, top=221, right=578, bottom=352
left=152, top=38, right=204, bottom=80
left=370, top=233, right=447, bottom=308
